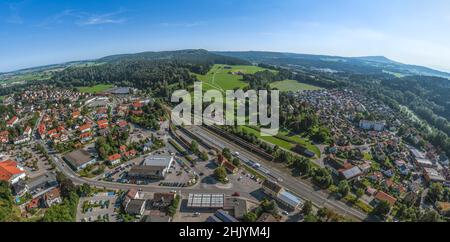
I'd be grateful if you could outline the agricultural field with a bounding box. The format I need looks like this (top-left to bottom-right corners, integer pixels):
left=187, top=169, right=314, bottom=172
left=193, top=64, right=276, bottom=92
left=0, top=72, right=52, bottom=85
left=270, top=79, right=322, bottom=92
left=77, top=84, right=114, bottom=94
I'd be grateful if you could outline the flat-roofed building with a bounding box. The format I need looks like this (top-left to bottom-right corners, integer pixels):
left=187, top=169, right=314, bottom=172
left=187, top=193, right=224, bottom=208
left=128, top=155, right=174, bottom=180
left=206, top=209, right=238, bottom=222
left=63, top=149, right=97, bottom=171
left=423, top=168, right=446, bottom=183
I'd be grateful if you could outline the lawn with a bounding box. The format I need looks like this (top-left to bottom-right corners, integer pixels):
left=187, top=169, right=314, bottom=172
left=193, top=64, right=276, bottom=92
left=270, top=79, right=322, bottom=92
left=238, top=126, right=321, bottom=157
left=77, top=84, right=114, bottom=94
left=0, top=72, right=52, bottom=85
left=278, top=130, right=321, bottom=157
left=240, top=126, right=294, bottom=150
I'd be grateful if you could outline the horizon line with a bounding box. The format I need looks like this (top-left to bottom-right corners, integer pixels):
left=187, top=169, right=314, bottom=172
left=1, top=48, right=450, bottom=74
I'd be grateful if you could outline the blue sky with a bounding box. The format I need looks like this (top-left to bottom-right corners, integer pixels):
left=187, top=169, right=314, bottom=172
left=1, top=0, right=450, bottom=72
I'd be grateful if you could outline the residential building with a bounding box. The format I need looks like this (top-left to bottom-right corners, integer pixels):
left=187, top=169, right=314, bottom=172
left=97, top=119, right=109, bottom=129
left=153, top=192, right=176, bottom=208
left=44, top=188, right=62, bottom=207
left=359, top=120, right=385, bottom=131
left=0, top=130, right=9, bottom=143
left=374, top=191, right=397, bottom=207
left=78, top=123, right=92, bottom=133
left=124, top=199, right=146, bottom=216
left=108, top=153, right=122, bottom=166
left=436, top=202, right=450, bottom=216
left=6, top=116, right=18, bottom=127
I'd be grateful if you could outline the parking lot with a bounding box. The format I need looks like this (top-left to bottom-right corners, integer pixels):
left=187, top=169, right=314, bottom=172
left=102, top=154, right=194, bottom=187
left=76, top=193, right=119, bottom=222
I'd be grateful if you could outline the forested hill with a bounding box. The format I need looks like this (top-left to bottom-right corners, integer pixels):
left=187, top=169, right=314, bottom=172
left=215, top=51, right=450, bottom=79
left=98, top=49, right=250, bottom=67
left=42, top=50, right=251, bottom=97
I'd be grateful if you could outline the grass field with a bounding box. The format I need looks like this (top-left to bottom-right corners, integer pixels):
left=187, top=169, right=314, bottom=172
left=238, top=126, right=321, bottom=157
left=278, top=130, right=321, bottom=157
left=270, top=79, right=322, bottom=92
left=193, top=64, right=276, bottom=92
left=0, top=72, right=52, bottom=85
left=77, top=84, right=114, bottom=94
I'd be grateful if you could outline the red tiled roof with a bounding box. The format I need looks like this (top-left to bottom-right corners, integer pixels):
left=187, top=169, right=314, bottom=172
left=79, top=124, right=91, bottom=131
left=108, top=153, right=121, bottom=161
left=375, top=191, right=397, bottom=206
left=124, top=149, right=137, bottom=157
left=98, top=119, right=108, bottom=125
left=45, top=188, right=61, bottom=200
left=72, top=111, right=80, bottom=118
left=80, top=132, right=92, bottom=138
left=131, top=110, right=143, bottom=115
left=132, top=101, right=143, bottom=108
left=0, top=160, right=24, bottom=182
left=96, top=108, right=108, bottom=114
left=7, top=116, right=18, bottom=125
left=38, top=124, right=46, bottom=135
left=117, top=120, right=128, bottom=128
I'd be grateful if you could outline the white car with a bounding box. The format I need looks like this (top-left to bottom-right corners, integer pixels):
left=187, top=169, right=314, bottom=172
left=233, top=152, right=240, bottom=157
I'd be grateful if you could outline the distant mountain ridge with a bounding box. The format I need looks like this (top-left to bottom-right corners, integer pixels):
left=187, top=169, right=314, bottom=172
left=3, top=49, right=450, bottom=80
left=214, top=51, right=450, bottom=79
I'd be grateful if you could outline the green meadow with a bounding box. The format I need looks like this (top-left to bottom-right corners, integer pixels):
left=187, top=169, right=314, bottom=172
left=193, top=64, right=276, bottom=92
left=77, top=84, right=114, bottom=94
left=270, top=79, right=322, bottom=92
left=238, top=126, right=321, bottom=157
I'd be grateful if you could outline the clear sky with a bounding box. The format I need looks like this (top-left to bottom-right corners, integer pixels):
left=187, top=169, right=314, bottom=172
left=1, top=0, right=450, bottom=72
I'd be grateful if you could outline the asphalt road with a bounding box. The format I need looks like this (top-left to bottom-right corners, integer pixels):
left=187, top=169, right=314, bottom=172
left=47, top=142, right=254, bottom=199
left=40, top=122, right=367, bottom=221
left=187, top=125, right=368, bottom=221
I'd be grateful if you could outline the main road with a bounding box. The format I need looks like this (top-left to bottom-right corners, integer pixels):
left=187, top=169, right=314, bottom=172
left=186, top=125, right=368, bottom=221
left=43, top=141, right=255, bottom=200
left=40, top=124, right=367, bottom=221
